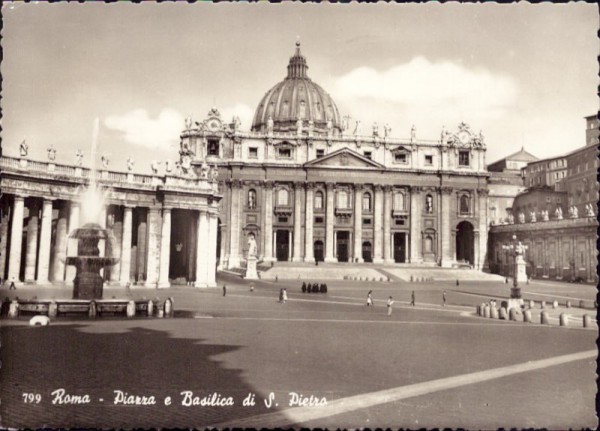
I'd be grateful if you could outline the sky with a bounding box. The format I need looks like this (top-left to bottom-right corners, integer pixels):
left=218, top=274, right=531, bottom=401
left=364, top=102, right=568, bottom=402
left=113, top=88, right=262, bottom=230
left=1, top=2, right=597, bottom=173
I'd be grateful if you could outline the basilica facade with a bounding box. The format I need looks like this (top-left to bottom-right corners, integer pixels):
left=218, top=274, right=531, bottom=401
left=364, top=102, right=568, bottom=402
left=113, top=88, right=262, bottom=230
left=185, top=43, right=490, bottom=270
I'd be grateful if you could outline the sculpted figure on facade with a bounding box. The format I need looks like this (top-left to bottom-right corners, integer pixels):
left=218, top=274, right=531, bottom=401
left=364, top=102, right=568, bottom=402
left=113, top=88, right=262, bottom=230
left=542, top=209, right=549, bottom=221
left=411, top=124, right=416, bottom=142
left=555, top=206, right=563, bottom=220
left=353, top=120, right=361, bottom=136
left=518, top=212, right=525, bottom=224
left=308, top=119, right=314, bottom=137
left=247, top=235, right=258, bottom=258
left=101, top=155, right=110, bottom=169
left=326, top=117, right=333, bottom=135
left=209, top=164, right=219, bottom=180
left=529, top=211, right=536, bottom=223
left=165, top=160, right=173, bottom=174
left=384, top=123, right=391, bottom=139
left=515, top=241, right=527, bottom=256
left=47, top=144, right=56, bottom=161
left=342, top=115, right=351, bottom=133
left=507, top=213, right=514, bottom=224
left=372, top=122, right=379, bottom=137
left=233, top=116, right=241, bottom=132
left=126, top=157, right=135, bottom=172
left=266, top=116, right=274, bottom=135
left=296, top=118, right=303, bottom=136
left=75, top=149, right=84, bottom=166
left=199, top=161, right=210, bottom=179
left=571, top=205, right=578, bottom=219
left=19, top=140, right=28, bottom=157
left=185, top=115, right=193, bottom=131
left=586, top=203, right=595, bottom=217
left=151, top=160, right=161, bottom=175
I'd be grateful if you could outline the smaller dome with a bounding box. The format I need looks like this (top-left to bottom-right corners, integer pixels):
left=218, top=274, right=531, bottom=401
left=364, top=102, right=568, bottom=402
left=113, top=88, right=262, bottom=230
left=252, top=42, right=342, bottom=135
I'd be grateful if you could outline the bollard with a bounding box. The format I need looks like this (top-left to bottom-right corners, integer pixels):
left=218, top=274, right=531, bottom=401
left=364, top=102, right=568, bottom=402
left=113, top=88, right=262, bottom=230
left=48, top=301, right=58, bottom=318
left=147, top=300, right=154, bottom=317
left=528, top=300, right=535, bottom=309
left=559, top=313, right=568, bottom=327
left=126, top=300, right=136, bottom=318
left=164, top=297, right=173, bottom=317
left=89, top=300, right=97, bottom=319
left=523, top=309, right=532, bottom=323
left=483, top=305, right=490, bottom=318
left=509, top=308, right=518, bottom=321
left=566, top=300, right=571, bottom=308
left=157, top=304, right=164, bottom=318
left=552, top=300, right=558, bottom=309
left=540, top=310, right=549, bottom=325
left=583, top=314, right=592, bottom=328
left=499, top=307, right=507, bottom=320
left=490, top=307, right=498, bottom=319
left=8, top=300, right=19, bottom=319
left=541, top=300, right=546, bottom=309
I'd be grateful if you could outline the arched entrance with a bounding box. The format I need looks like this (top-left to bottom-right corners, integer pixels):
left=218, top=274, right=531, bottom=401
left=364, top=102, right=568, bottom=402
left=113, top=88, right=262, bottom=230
left=275, top=229, right=290, bottom=261
left=314, top=240, right=324, bottom=262
left=336, top=231, right=350, bottom=262
left=456, top=221, right=474, bottom=265
left=393, top=232, right=406, bottom=263
left=362, top=241, right=372, bottom=263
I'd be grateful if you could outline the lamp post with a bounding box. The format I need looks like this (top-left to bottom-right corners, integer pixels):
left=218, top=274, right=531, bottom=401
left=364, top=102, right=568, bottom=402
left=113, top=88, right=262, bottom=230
left=501, top=234, right=528, bottom=303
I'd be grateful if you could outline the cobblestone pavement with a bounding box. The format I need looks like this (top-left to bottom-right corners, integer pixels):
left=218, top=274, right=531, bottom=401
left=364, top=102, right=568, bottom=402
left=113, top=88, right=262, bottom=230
left=0, top=273, right=597, bottom=428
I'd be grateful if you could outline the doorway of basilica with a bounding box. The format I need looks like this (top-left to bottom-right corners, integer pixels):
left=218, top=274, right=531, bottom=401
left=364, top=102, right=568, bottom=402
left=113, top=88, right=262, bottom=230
left=456, top=221, right=474, bottom=265
left=362, top=241, right=373, bottom=263
left=275, top=229, right=290, bottom=262
left=314, top=240, right=324, bottom=262
left=336, top=231, right=350, bottom=262
left=393, top=232, right=406, bottom=263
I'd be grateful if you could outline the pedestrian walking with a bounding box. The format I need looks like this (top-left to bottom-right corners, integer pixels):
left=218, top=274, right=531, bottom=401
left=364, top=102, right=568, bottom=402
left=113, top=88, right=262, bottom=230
left=301, top=282, right=306, bottom=293
left=410, top=290, right=415, bottom=306
left=282, top=288, right=288, bottom=303
left=366, top=290, right=374, bottom=308
left=278, top=288, right=284, bottom=303
left=387, top=296, right=394, bottom=316
left=223, top=284, right=227, bottom=296
left=442, top=290, right=446, bottom=307
left=9, top=276, right=16, bottom=290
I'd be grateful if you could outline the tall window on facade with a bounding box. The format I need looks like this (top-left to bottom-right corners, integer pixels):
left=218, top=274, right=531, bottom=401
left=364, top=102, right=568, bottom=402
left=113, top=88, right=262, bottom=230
left=459, top=151, right=470, bottom=166
left=362, top=192, right=372, bottom=212
left=314, top=191, right=323, bottom=210
left=459, top=194, right=470, bottom=215
left=394, top=191, right=405, bottom=211
left=425, top=194, right=433, bottom=213
left=424, top=235, right=433, bottom=253
left=248, top=189, right=257, bottom=209
left=337, top=190, right=349, bottom=209
left=278, top=189, right=289, bottom=206
left=207, top=139, right=219, bottom=156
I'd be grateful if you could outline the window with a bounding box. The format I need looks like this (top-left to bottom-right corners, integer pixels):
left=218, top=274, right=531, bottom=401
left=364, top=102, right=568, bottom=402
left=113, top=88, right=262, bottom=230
left=278, top=189, right=289, bottom=206
left=425, top=194, right=433, bottom=213
left=278, top=148, right=292, bottom=158
left=207, top=139, right=219, bottom=156
left=424, top=235, right=433, bottom=253
left=459, top=195, right=470, bottom=215
left=393, top=191, right=406, bottom=211
left=337, top=190, right=349, bottom=209
left=248, top=147, right=258, bottom=159
left=316, top=149, right=325, bottom=158
left=459, top=151, right=470, bottom=166
left=248, top=189, right=257, bottom=209
left=362, top=192, right=372, bottom=211
left=363, top=218, right=372, bottom=225
left=363, top=151, right=372, bottom=160
left=278, top=217, right=288, bottom=223
left=315, top=216, right=324, bottom=224
left=395, top=153, right=407, bottom=164
left=314, top=191, right=323, bottom=210
left=425, top=155, right=433, bottom=165
left=395, top=219, right=405, bottom=226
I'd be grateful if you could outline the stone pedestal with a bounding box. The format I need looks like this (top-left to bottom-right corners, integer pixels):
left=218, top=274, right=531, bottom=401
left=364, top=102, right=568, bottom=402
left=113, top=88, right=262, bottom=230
left=245, top=255, right=259, bottom=280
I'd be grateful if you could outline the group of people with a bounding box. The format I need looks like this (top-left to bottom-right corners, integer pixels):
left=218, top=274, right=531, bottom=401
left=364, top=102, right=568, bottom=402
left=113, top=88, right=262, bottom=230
left=366, top=290, right=396, bottom=316
left=301, top=282, right=328, bottom=293
left=278, top=288, right=288, bottom=303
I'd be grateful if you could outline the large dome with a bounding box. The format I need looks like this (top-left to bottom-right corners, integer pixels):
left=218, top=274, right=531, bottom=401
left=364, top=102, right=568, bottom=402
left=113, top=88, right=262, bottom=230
left=251, top=42, right=342, bottom=135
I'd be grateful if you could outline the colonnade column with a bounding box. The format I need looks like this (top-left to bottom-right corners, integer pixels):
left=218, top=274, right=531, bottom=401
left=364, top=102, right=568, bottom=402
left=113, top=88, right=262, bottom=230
left=66, top=201, right=80, bottom=282
left=353, top=184, right=363, bottom=263
left=410, top=186, right=422, bottom=264
left=0, top=203, right=10, bottom=280
left=304, top=182, right=315, bottom=263
left=158, top=207, right=172, bottom=289
left=119, top=206, right=133, bottom=285
left=36, top=198, right=54, bottom=284
left=292, top=182, right=303, bottom=262
left=206, top=213, right=218, bottom=288
left=440, top=187, right=453, bottom=267
left=478, top=188, right=489, bottom=271
left=383, top=185, right=393, bottom=263
left=109, top=207, right=123, bottom=284
left=372, top=185, right=384, bottom=263
left=228, top=180, right=242, bottom=268
left=7, top=195, right=25, bottom=283
left=195, top=210, right=209, bottom=288
left=263, top=181, right=274, bottom=262
left=324, top=182, right=337, bottom=263
left=24, top=200, right=40, bottom=283
left=52, top=204, right=68, bottom=282
left=144, top=208, right=161, bottom=287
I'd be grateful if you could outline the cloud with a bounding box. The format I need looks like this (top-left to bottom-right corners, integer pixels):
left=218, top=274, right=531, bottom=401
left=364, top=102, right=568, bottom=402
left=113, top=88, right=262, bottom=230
left=104, top=108, right=184, bottom=149
left=328, top=57, right=518, bottom=137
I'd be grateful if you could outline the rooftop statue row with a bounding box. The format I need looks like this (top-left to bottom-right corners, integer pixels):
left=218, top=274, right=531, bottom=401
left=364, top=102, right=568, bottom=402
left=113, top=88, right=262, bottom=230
left=499, top=205, right=595, bottom=225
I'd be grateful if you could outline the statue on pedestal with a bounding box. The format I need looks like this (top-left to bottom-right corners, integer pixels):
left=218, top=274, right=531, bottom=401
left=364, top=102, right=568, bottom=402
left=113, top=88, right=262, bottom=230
left=353, top=120, right=361, bottom=136
left=518, top=212, right=525, bottom=224
left=47, top=144, right=56, bottom=161
left=185, top=116, right=193, bottom=131
left=571, top=205, right=578, bottom=219
left=209, top=164, right=219, bottom=180
left=75, top=149, right=84, bottom=167
left=199, top=161, right=209, bottom=179
left=20, top=140, right=28, bottom=157
left=245, top=235, right=259, bottom=280
left=101, top=155, right=110, bottom=169
left=542, top=209, right=549, bottom=221
left=372, top=122, right=379, bottom=137
left=126, top=157, right=135, bottom=172
left=296, top=118, right=303, bottom=136
left=326, top=117, right=333, bottom=136
left=585, top=203, right=595, bottom=217
left=507, top=214, right=514, bottom=224
left=266, top=116, right=274, bottom=135
left=247, top=236, right=257, bottom=258
left=411, top=124, right=416, bottom=142
left=342, top=115, right=351, bottom=134
left=555, top=206, right=563, bottom=220
left=308, top=120, right=314, bottom=137
left=384, top=123, right=391, bottom=139
left=165, top=160, right=173, bottom=174
left=529, top=211, right=536, bottom=223
left=151, top=160, right=161, bottom=175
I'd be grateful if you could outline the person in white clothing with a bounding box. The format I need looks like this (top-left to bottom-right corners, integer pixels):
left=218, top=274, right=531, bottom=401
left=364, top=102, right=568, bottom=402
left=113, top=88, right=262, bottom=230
left=387, top=296, right=394, bottom=316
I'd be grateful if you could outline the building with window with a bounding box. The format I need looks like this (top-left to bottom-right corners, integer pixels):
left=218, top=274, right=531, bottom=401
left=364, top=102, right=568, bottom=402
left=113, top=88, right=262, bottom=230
left=182, top=43, right=490, bottom=269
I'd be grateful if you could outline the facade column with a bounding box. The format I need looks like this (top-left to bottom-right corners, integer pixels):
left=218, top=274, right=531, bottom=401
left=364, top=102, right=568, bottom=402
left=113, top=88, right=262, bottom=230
left=108, top=207, right=123, bottom=283
left=0, top=202, right=11, bottom=281
left=144, top=208, right=161, bottom=287
left=353, top=184, right=363, bottom=263
left=36, top=198, right=54, bottom=284
left=304, top=182, right=315, bottom=263
left=7, top=196, right=25, bottom=283
left=136, top=209, right=147, bottom=281
left=410, top=186, right=422, bottom=264
left=478, top=188, right=489, bottom=271
left=65, top=201, right=80, bottom=282
left=24, top=200, right=40, bottom=283
left=263, top=180, right=274, bottom=262
left=383, top=185, right=393, bottom=263
left=206, top=212, right=218, bottom=288
left=440, top=187, right=454, bottom=267
left=119, top=206, right=133, bottom=285
left=52, top=203, right=68, bottom=282
left=373, top=185, right=384, bottom=263
left=292, top=182, right=303, bottom=262
left=195, top=210, right=209, bottom=288
left=158, top=207, right=172, bottom=288
left=324, top=182, right=337, bottom=262
left=228, top=180, right=242, bottom=268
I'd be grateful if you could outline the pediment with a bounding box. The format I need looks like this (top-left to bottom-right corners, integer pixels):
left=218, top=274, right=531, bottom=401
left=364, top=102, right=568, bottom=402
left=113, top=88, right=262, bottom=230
left=304, top=148, right=384, bottom=169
